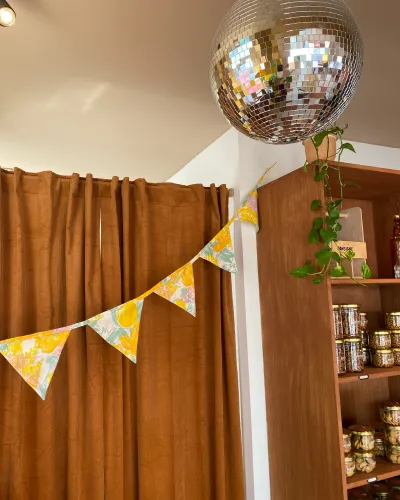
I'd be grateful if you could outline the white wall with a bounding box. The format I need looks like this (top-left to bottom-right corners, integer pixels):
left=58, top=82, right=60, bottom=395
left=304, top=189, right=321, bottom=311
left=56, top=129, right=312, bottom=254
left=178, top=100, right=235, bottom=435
left=173, top=129, right=400, bottom=500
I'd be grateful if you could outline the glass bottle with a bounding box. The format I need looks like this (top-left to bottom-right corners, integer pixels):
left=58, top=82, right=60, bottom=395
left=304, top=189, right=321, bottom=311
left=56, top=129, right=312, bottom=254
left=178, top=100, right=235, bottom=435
left=391, top=215, right=400, bottom=278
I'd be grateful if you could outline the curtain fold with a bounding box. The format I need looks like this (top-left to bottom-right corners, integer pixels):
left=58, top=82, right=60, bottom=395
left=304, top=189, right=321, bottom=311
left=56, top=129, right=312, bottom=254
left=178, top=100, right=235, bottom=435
left=0, top=168, right=244, bottom=500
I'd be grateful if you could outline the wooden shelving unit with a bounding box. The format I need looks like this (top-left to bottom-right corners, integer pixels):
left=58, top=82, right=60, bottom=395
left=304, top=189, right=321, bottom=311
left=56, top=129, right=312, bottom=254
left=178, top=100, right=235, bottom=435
left=257, top=162, right=400, bottom=500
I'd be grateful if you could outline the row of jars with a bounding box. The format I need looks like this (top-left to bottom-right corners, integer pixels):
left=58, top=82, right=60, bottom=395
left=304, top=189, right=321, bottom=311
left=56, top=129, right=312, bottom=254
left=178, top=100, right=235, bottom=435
left=348, top=479, right=400, bottom=499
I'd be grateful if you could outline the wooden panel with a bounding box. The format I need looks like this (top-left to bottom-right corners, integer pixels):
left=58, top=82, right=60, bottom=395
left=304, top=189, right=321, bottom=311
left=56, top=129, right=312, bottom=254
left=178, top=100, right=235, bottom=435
left=339, top=379, right=389, bottom=427
left=328, top=162, right=400, bottom=200
left=257, top=169, right=346, bottom=500
left=339, top=366, right=400, bottom=384
left=347, top=459, right=400, bottom=489
left=331, top=285, right=382, bottom=330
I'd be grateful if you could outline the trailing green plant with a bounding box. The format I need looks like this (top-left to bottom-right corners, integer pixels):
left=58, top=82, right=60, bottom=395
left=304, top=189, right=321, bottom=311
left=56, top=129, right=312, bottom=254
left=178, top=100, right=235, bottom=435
left=290, top=125, right=371, bottom=284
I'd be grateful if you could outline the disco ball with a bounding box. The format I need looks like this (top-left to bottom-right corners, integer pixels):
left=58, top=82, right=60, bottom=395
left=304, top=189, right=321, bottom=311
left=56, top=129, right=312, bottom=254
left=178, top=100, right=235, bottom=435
left=210, top=0, right=364, bottom=144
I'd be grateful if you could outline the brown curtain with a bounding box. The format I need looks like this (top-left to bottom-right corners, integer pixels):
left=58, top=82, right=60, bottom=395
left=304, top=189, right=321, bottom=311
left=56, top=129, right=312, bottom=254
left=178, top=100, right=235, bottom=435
left=0, top=168, right=244, bottom=500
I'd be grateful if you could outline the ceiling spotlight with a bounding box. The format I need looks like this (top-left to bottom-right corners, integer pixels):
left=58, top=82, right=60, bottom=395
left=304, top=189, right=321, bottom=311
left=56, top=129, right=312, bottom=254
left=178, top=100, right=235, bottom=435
left=0, top=0, right=15, bottom=27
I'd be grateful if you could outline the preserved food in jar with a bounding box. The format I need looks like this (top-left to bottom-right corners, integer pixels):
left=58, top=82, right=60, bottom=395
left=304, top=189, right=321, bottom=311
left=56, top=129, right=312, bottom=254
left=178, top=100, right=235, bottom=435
left=369, top=330, right=392, bottom=350
left=386, top=443, right=400, bottom=463
left=374, top=432, right=385, bottom=457
left=386, top=312, right=400, bottom=330
left=343, top=428, right=351, bottom=453
left=362, top=348, right=370, bottom=366
left=384, top=425, right=400, bottom=445
left=359, top=312, right=368, bottom=330
left=392, top=330, right=400, bottom=348
left=371, top=349, right=394, bottom=368
left=333, top=305, right=343, bottom=339
left=381, top=402, right=400, bottom=425
left=394, top=348, right=400, bottom=366
left=341, top=304, right=360, bottom=337
left=348, top=425, right=375, bottom=451
left=336, top=340, right=346, bottom=375
left=354, top=450, right=376, bottom=473
left=344, top=452, right=355, bottom=478
left=344, top=338, right=363, bottom=373
left=361, top=329, right=369, bottom=348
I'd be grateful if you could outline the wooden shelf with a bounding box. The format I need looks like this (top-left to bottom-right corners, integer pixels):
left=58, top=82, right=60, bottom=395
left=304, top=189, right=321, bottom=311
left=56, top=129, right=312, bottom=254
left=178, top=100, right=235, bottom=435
left=331, top=278, right=400, bottom=286
left=347, top=459, right=400, bottom=489
left=338, top=366, right=400, bottom=384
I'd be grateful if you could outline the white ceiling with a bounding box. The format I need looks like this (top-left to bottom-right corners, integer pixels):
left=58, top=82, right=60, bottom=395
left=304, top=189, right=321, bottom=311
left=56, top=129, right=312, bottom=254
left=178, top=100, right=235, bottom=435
left=0, top=0, right=398, bottom=180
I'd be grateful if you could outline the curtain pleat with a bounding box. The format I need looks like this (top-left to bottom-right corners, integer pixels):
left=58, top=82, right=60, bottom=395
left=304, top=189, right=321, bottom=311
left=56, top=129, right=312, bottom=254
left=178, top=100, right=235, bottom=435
left=0, top=169, right=245, bottom=500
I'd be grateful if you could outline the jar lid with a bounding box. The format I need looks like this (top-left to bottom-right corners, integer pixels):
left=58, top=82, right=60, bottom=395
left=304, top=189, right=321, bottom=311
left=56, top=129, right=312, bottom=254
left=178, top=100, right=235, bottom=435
left=387, top=312, right=400, bottom=316
left=375, top=437, right=384, bottom=444
left=332, top=304, right=340, bottom=309
left=353, top=450, right=375, bottom=457
left=374, top=349, right=393, bottom=353
left=394, top=348, right=400, bottom=352
left=371, top=330, right=391, bottom=335
left=362, top=347, right=368, bottom=352
left=359, top=312, right=368, bottom=317
left=335, top=340, right=344, bottom=344
left=385, top=425, right=400, bottom=430
left=392, top=330, right=400, bottom=333
left=383, top=401, right=400, bottom=410
left=344, top=338, right=361, bottom=342
left=341, top=304, right=360, bottom=308
left=348, top=425, right=374, bottom=435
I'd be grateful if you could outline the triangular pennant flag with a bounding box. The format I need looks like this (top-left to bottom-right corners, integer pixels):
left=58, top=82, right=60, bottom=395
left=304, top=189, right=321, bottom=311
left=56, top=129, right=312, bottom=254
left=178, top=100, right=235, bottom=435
left=235, top=189, right=259, bottom=231
left=154, top=262, right=196, bottom=316
left=200, top=223, right=238, bottom=273
left=0, top=329, right=71, bottom=400
left=88, top=299, right=144, bottom=363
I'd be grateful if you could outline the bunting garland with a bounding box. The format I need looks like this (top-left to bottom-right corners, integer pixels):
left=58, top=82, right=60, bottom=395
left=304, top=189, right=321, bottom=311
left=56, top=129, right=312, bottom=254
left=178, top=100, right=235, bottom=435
left=0, top=166, right=272, bottom=398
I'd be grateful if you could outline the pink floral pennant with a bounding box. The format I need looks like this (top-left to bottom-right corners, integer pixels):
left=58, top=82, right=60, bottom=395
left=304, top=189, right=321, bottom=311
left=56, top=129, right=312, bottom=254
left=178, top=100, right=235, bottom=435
left=154, top=262, right=196, bottom=316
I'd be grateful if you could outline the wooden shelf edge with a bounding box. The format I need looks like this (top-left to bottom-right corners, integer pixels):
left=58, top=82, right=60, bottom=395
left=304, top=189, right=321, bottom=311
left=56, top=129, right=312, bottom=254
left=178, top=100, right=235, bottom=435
left=347, top=459, right=400, bottom=489
left=331, top=278, right=400, bottom=286
left=339, top=366, right=400, bottom=384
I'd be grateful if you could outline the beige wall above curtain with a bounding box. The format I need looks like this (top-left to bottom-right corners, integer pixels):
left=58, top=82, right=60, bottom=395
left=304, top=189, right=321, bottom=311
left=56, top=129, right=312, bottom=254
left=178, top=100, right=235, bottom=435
left=0, top=168, right=244, bottom=500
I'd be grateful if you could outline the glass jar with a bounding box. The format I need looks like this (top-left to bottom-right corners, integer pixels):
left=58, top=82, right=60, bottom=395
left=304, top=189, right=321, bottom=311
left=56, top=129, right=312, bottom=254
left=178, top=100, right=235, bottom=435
left=341, top=304, right=360, bottom=337
left=394, top=348, right=400, bottom=366
left=381, top=402, right=400, bottom=425
left=343, top=428, right=352, bottom=453
left=349, top=425, right=375, bottom=451
left=344, top=338, right=364, bottom=373
left=345, top=452, right=356, bottom=478
left=374, top=434, right=385, bottom=457
left=386, top=312, right=400, bottom=330
left=387, top=477, right=400, bottom=492
left=333, top=304, right=343, bottom=339
left=354, top=450, right=376, bottom=473
left=392, top=330, right=400, bottom=348
left=362, top=347, right=370, bottom=366
left=361, top=329, right=369, bottom=348
left=336, top=340, right=346, bottom=375
left=384, top=425, right=400, bottom=445
left=386, top=443, right=400, bottom=464
left=360, top=312, right=369, bottom=330
left=369, top=330, right=392, bottom=350
left=371, top=483, right=391, bottom=498
left=371, top=349, right=394, bottom=368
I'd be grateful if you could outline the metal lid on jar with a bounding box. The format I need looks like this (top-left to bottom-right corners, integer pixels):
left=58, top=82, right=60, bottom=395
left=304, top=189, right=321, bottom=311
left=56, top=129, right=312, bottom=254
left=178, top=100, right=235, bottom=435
left=385, top=425, right=400, bottom=430
left=344, top=454, right=354, bottom=463
left=387, top=312, right=400, bottom=316
left=332, top=304, right=340, bottom=309
left=362, top=347, right=368, bottom=352
left=371, top=330, right=391, bottom=335
left=394, top=348, right=400, bottom=352
left=353, top=450, right=375, bottom=457
left=335, top=340, right=344, bottom=344
left=341, top=304, right=360, bottom=308
left=374, top=349, right=393, bottom=353
left=383, top=401, right=400, bottom=410
left=359, top=312, right=368, bottom=317
left=344, top=338, right=362, bottom=342
left=348, top=425, right=374, bottom=435
left=392, top=330, right=400, bottom=333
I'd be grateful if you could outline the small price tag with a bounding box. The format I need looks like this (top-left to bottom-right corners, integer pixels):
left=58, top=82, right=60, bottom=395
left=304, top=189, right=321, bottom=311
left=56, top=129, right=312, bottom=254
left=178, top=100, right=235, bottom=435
left=367, top=477, right=378, bottom=484
left=359, top=375, right=369, bottom=380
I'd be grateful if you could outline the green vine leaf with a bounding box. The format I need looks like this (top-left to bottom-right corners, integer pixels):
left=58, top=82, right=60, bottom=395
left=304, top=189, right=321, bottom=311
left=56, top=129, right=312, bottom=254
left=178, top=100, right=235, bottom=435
left=325, top=216, right=337, bottom=227
left=331, top=252, right=341, bottom=264
left=313, top=217, right=324, bottom=229
left=314, top=170, right=328, bottom=182
left=342, top=180, right=361, bottom=189
left=320, top=228, right=337, bottom=244
left=344, top=249, right=356, bottom=261
left=327, top=199, right=343, bottom=210
left=340, top=142, right=356, bottom=153
left=313, top=131, right=330, bottom=148
left=310, top=199, right=322, bottom=211
left=312, top=277, right=324, bottom=285
left=290, top=262, right=316, bottom=278
left=309, top=228, right=320, bottom=244
left=331, top=266, right=346, bottom=278
left=362, top=263, right=372, bottom=279
left=315, top=247, right=335, bottom=265
left=335, top=222, right=343, bottom=232
left=328, top=207, right=340, bottom=219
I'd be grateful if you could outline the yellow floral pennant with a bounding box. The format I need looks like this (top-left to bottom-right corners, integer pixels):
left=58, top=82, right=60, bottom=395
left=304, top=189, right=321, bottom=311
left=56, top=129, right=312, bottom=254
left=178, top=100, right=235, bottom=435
left=88, top=299, right=144, bottom=363
left=154, top=262, right=196, bottom=316
left=0, top=329, right=71, bottom=400
left=235, top=189, right=259, bottom=231
left=200, top=223, right=238, bottom=273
